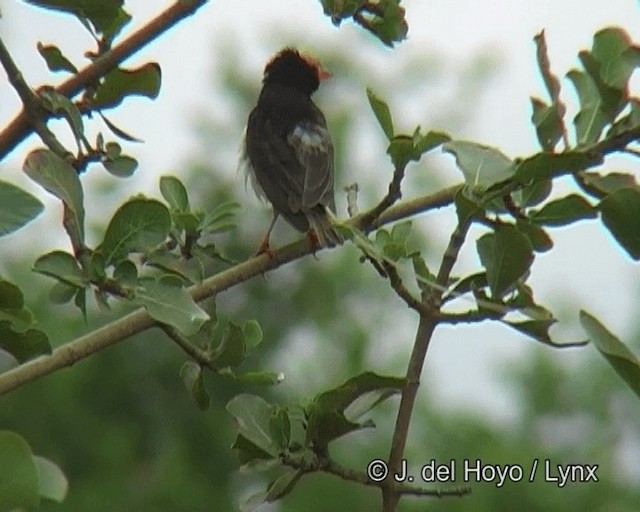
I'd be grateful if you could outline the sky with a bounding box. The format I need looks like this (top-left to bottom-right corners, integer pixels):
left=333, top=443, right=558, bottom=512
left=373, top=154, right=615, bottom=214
left=1, top=0, right=640, bottom=426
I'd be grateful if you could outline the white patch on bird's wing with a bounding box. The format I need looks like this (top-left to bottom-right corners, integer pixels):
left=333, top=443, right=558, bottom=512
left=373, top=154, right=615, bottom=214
left=237, top=128, right=267, bottom=202
left=288, top=124, right=329, bottom=151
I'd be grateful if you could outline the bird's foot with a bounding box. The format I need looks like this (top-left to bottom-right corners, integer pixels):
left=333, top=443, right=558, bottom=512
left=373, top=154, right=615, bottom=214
left=255, top=239, right=276, bottom=259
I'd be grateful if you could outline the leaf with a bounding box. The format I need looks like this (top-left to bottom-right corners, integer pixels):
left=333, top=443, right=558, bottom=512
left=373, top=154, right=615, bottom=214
left=530, top=98, right=564, bottom=151
left=180, top=361, right=210, bottom=411
left=33, top=251, right=86, bottom=288
left=366, top=88, right=394, bottom=140
left=212, top=323, right=245, bottom=368
left=443, top=141, right=514, bottom=192
left=49, top=282, right=77, bottom=304
left=23, top=149, right=85, bottom=245
left=354, top=0, right=408, bottom=47
left=25, top=0, right=130, bottom=43
left=0, top=322, right=51, bottom=363
left=160, top=176, right=189, bottom=212
left=580, top=310, right=640, bottom=399
left=268, top=407, right=291, bottom=451
left=387, top=129, right=450, bottom=169
left=306, top=372, right=404, bottom=448
left=101, top=198, right=171, bottom=265
left=320, top=0, right=366, bottom=23
left=516, top=220, right=553, bottom=253
left=590, top=27, right=640, bottom=90
left=578, top=172, right=639, bottom=200
left=39, top=88, right=85, bottom=145
left=34, top=456, right=68, bottom=503
left=529, top=194, right=596, bottom=227
left=243, top=320, right=263, bottom=352
left=93, top=63, right=162, bottom=110
left=103, top=156, right=138, bottom=177
left=476, top=224, right=534, bottom=298
left=599, top=188, right=640, bottom=260
left=566, top=70, right=608, bottom=145
left=134, top=277, right=208, bottom=336
left=0, top=431, right=39, bottom=510
left=513, top=151, right=593, bottom=185
left=36, top=42, right=77, bottom=74
left=99, top=112, right=143, bottom=142
left=227, top=394, right=278, bottom=458
left=0, top=180, right=44, bottom=237
left=198, top=201, right=241, bottom=234
left=501, top=318, right=588, bottom=348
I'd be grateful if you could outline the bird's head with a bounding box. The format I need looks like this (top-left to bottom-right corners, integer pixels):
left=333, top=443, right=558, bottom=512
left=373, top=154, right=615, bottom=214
left=263, top=48, right=331, bottom=95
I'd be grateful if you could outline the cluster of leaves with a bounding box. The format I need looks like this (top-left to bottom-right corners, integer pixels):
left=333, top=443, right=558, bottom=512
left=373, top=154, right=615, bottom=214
left=359, top=28, right=640, bottom=391
left=227, top=372, right=404, bottom=511
left=0, top=431, right=67, bottom=510
left=320, top=0, right=408, bottom=47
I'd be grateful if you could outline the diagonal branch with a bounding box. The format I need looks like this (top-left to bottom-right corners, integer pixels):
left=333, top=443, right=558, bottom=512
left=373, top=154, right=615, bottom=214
left=0, top=186, right=458, bottom=397
left=0, top=0, right=208, bottom=160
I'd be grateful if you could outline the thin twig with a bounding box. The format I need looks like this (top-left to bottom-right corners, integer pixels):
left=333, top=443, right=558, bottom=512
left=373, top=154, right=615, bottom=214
left=158, top=324, right=214, bottom=368
left=383, top=262, right=430, bottom=316
left=0, top=0, right=208, bottom=160
left=282, top=454, right=470, bottom=498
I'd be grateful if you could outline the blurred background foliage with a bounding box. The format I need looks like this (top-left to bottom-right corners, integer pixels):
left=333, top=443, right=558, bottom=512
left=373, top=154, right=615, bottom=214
left=1, top=25, right=639, bottom=511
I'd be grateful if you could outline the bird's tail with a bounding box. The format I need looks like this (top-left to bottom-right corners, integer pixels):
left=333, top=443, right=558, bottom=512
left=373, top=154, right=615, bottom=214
left=306, top=208, right=344, bottom=248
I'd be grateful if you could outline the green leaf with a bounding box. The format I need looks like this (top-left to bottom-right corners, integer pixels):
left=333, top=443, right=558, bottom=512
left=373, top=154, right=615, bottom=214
left=101, top=198, right=171, bottom=265
left=212, top=323, right=245, bottom=368
left=530, top=194, right=596, bottom=227
left=134, top=276, right=208, bottom=336
left=387, top=129, right=449, bottom=169
left=476, top=224, right=534, bottom=298
left=99, top=113, right=143, bottom=142
left=501, top=318, right=587, bottom=348
left=160, top=175, right=189, bottom=212
left=0, top=431, right=39, bottom=510
left=39, top=88, right=85, bottom=145
left=198, top=202, right=241, bottom=234
left=443, top=141, right=514, bottom=192
left=113, top=260, right=137, bottom=287
left=34, top=456, right=68, bottom=503
left=93, top=63, right=162, bottom=110
left=578, top=172, right=639, bottom=200
left=49, top=282, right=77, bottom=304
left=515, top=220, right=553, bottom=253
left=354, top=0, right=408, bottom=47
left=103, top=155, right=138, bottom=177
left=36, top=42, right=77, bottom=74
left=243, top=320, right=263, bottom=352
left=580, top=310, right=640, bottom=399
left=0, top=180, right=44, bottom=237
left=366, top=88, right=394, bottom=140
left=25, top=0, right=130, bottom=43
left=269, top=407, right=291, bottom=451
left=320, top=0, right=365, bottom=23
left=227, top=394, right=278, bottom=457
left=599, top=188, right=640, bottom=260
left=180, top=361, right=210, bottom=411
left=0, top=321, right=51, bottom=363
left=23, top=149, right=85, bottom=245
left=306, top=372, right=404, bottom=448
left=33, top=251, right=86, bottom=288
left=566, top=70, right=608, bottom=145
left=513, top=151, right=593, bottom=185
left=530, top=98, right=564, bottom=151
left=590, top=27, right=640, bottom=90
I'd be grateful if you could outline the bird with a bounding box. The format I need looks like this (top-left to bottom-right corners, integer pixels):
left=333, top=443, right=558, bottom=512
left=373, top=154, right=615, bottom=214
left=240, top=47, right=343, bottom=254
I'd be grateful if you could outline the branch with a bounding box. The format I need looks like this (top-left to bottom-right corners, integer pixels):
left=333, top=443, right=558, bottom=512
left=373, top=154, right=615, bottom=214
left=383, top=219, right=472, bottom=511
left=0, top=186, right=457, bottom=396
left=0, top=0, right=208, bottom=160
left=282, top=454, right=470, bottom=498
left=359, top=162, right=408, bottom=228
left=158, top=324, right=214, bottom=368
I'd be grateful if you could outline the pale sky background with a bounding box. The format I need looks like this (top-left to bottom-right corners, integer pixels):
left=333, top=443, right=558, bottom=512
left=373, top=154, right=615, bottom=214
left=1, top=1, right=640, bottom=432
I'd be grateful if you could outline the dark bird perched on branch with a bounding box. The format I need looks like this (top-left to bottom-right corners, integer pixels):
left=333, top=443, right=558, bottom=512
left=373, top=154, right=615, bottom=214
left=240, top=47, right=343, bottom=254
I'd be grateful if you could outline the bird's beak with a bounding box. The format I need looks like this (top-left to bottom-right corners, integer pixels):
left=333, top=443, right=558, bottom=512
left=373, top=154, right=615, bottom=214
left=301, top=55, right=332, bottom=81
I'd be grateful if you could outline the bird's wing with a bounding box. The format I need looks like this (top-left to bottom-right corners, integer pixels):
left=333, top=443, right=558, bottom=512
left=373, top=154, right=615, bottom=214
left=287, top=118, right=335, bottom=211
